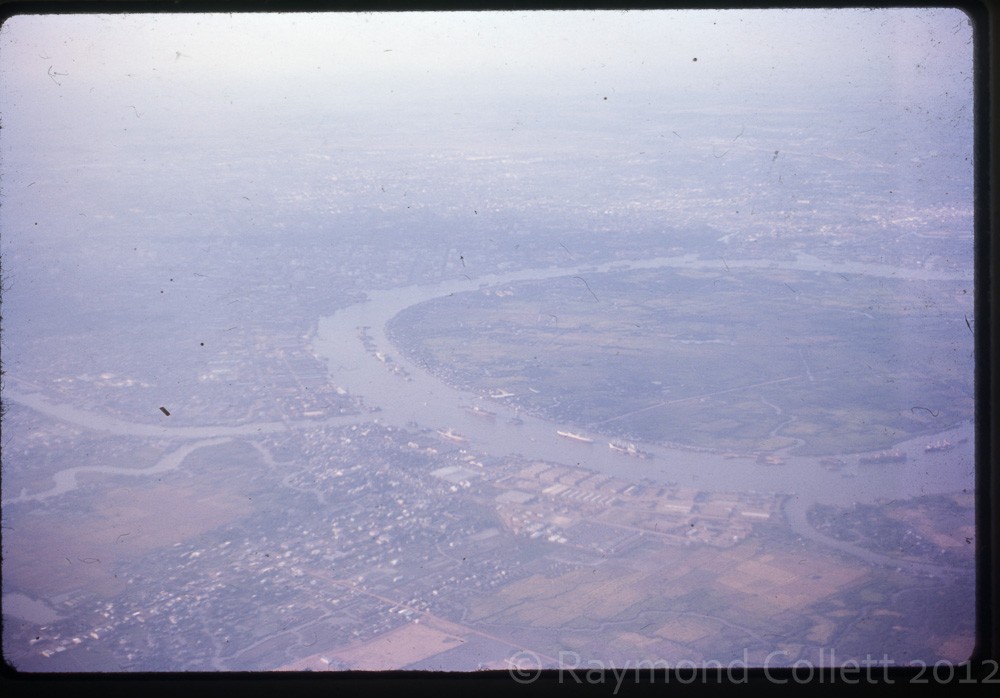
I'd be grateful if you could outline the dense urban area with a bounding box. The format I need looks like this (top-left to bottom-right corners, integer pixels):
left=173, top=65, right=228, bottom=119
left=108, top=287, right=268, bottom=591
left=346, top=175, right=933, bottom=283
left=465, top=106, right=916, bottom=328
left=1, top=10, right=976, bottom=677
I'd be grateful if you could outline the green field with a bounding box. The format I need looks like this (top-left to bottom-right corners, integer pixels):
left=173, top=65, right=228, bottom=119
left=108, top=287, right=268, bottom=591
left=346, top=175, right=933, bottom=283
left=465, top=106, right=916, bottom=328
left=388, top=266, right=974, bottom=456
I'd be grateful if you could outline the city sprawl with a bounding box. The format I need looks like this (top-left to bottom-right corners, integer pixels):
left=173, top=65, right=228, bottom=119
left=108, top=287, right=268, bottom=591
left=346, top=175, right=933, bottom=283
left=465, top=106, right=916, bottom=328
left=0, top=10, right=976, bottom=674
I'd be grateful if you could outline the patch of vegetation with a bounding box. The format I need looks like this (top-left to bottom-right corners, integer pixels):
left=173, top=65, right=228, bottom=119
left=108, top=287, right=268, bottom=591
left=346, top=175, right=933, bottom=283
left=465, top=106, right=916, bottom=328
left=389, top=267, right=973, bottom=456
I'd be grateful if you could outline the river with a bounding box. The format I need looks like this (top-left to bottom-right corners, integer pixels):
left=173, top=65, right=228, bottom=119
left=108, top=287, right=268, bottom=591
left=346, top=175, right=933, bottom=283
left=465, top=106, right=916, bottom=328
left=312, top=253, right=975, bottom=510
left=310, top=252, right=975, bottom=580
left=3, top=253, right=976, bottom=574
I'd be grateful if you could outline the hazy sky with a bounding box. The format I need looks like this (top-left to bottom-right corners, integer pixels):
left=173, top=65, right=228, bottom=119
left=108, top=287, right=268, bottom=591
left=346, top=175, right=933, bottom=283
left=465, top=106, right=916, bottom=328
left=0, top=8, right=974, bottom=130
left=0, top=7, right=975, bottom=248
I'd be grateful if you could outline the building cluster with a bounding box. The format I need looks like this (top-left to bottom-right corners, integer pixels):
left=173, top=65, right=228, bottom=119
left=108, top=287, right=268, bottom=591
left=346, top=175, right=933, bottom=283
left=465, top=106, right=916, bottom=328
left=491, top=460, right=784, bottom=553
left=14, top=416, right=794, bottom=670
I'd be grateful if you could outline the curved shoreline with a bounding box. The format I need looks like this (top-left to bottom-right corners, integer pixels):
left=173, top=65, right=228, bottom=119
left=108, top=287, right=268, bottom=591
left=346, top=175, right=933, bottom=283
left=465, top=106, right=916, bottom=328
left=3, top=254, right=975, bottom=568
left=313, top=254, right=974, bottom=505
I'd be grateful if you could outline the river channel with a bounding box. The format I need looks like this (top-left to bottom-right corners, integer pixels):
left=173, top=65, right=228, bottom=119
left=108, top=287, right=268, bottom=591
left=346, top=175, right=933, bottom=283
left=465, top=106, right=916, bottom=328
left=312, top=252, right=975, bottom=513
left=4, top=254, right=975, bottom=576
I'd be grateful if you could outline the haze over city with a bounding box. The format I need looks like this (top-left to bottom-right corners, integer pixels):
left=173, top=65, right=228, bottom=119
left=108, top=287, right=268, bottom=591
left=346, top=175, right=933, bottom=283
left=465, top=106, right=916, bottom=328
left=0, top=8, right=976, bottom=674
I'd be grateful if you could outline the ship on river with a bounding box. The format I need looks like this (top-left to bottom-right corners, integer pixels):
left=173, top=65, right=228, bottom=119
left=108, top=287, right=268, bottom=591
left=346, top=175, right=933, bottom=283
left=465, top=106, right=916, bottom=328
left=436, top=428, right=467, bottom=443
left=557, top=430, right=594, bottom=444
left=858, top=449, right=907, bottom=465
left=466, top=405, right=497, bottom=420
left=609, top=439, right=651, bottom=459
left=924, top=439, right=954, bottom=453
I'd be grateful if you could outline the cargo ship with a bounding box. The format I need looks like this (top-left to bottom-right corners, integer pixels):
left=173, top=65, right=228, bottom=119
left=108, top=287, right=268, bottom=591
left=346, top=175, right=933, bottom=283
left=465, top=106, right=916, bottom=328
left=609, top=440, right=650, bottom=458
left=436, top=428, right=467, bottom=443
left=557, top=430, right=594, bottom=444
left=466, top=405, right=497, bottom=419
left=858, top=449, right=907, bottom=465
left=924, top=440, right=954, bottom=453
